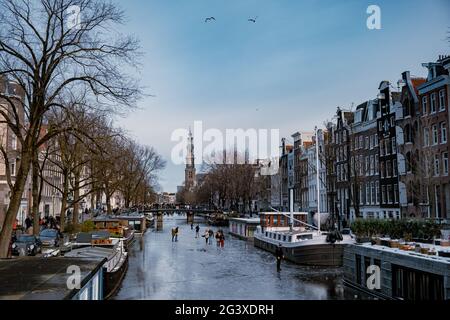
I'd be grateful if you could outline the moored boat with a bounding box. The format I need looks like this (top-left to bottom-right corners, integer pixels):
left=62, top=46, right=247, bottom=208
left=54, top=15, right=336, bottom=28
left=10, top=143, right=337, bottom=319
left=63, top=239, right=128, bottom=299
left=254, top=225, right=354, bottom=267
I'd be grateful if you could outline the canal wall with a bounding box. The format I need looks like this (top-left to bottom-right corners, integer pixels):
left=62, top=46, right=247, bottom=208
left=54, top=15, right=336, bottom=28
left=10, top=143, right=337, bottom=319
left=343, top=244, right=450, bottom=300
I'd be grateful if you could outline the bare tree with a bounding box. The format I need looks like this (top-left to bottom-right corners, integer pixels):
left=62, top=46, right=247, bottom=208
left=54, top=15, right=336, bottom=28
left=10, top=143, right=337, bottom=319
left=0, top=0, right=141, bottom=257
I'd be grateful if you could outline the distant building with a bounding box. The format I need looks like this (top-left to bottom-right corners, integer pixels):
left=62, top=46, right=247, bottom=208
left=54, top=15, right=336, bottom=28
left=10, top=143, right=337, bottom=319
left=185, top=128, right=196, bottom=190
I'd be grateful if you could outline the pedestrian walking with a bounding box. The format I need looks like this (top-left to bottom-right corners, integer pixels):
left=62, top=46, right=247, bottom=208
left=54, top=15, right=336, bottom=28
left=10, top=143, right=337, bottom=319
left=275, top=244, right=284, bottom=272
left=208, top=229, right=214, bottom=245
left=191, top=222, right=194, bottom=230
left=195, top=225, right=200, bottom=238
left=175, top=227, right=179, bottom=242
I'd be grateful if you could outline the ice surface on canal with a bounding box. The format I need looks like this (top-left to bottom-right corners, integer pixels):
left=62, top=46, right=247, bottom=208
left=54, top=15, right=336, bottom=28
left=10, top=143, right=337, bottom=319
left=114, top=215, right=366, bottom=300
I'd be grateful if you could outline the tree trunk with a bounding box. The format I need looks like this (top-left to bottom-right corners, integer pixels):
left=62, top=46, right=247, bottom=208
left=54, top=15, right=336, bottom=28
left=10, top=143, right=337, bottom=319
left=32, top=152, right=40, bottom=236
left=72, top=173, right=80, bottom=225
left=60, top=174, right=69, bottom=232
left=106, top=193, right=112, bottom=214
left=0, top=147, right=32, bottom=258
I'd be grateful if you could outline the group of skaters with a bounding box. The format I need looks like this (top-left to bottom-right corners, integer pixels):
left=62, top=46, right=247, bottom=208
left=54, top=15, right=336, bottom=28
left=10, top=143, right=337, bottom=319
left=191, top=223, right=225, bottom=247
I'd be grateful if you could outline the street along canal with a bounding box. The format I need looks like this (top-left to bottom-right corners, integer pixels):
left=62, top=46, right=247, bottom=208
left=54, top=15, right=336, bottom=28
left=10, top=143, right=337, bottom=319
left=114, top=214, right=371, bottom=300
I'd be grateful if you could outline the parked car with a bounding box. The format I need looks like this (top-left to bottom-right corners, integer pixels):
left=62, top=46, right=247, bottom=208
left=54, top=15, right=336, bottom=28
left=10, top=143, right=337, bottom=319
left=12, top=235, right=42, bottom=256
left=39, top=229, right=60, bottom=247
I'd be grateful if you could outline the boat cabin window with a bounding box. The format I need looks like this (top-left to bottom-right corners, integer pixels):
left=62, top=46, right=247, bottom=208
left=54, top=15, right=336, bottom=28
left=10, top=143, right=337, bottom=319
left=296, top=234, right=313, bottom=241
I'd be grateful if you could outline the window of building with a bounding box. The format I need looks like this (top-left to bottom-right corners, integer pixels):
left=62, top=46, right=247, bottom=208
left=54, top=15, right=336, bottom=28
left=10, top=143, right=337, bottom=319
left=406, top=152, right=412, bottom=173
left=366, top=184, right=370, bottom=205
left=439, top=89, right=446, bottom=111
left=443, top=152, right=449, bottom=176
left=422, top=96, right=428, bottom=114
left=393, top=159, right=398, bottom=177
left=382, top=185, right=386, bottom=204
left=423, top=127, right=430, bottom=147
left=387, top=185, right=393, bottom=204
left=441, top=122, right=447, bottom=144
left=380, top=161, right=385, bottom=178
left=365, top=137, right=369, bottom=150
left=387, top=160, right=392, bottom=178
left=434, top=154, right=440, bottom=176
left=366, top=156, right=369, bottom=176
left=359, top=155, right=364, bottom=176
left=11, top=160, right=16, bottom=177
left=350, top=157, right=354, bottom=177
left=380, top=139, right=385, bottom=156
left=11, top=134, right=17, bottom=150
left=394, top=184, right=399, bottom=204
left=432, top=125, right=439, bottom=145
left=371, top=182, right=375, bottom=205
left=431, top=93, right=437, bottom=113
left=375, top=155, right=379, bottom=174
left=376, top=181, right=380, bottom=204
left=392, top=137, right=397, bottom=154
left=386, top=138, right=392, bottom=155
left=359, top=136, right=363, bottom=150
left=374, top=134, right=379, bottom=147
left=370, top=155, right=374, bottom=176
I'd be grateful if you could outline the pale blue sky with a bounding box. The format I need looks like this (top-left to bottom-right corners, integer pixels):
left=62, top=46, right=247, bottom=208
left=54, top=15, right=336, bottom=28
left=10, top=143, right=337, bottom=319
left=115, top=0, right=450, bottom=192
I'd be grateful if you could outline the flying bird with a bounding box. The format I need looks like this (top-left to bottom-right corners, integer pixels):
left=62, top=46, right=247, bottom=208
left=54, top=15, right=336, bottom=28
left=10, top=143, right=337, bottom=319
left=205, top=17, right=216, bottom=23
left=248, top=16, right=258, bottom=23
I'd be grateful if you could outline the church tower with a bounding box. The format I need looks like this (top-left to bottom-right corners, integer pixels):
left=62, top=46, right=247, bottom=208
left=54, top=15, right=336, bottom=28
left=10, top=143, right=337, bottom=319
left=185, top=128, right=196, bottom=190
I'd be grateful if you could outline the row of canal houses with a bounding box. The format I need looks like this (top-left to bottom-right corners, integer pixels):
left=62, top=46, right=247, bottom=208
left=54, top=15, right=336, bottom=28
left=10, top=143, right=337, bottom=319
left=265, top=55, right=450, bottom=227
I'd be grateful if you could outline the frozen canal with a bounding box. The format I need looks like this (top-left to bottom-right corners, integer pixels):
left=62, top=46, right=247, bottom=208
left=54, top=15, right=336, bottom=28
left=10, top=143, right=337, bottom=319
left=115, top=215, right=368, bottom=300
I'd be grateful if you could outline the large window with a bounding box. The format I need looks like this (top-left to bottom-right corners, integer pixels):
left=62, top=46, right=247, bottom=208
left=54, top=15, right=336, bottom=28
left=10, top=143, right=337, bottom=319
left=422, top=96, right=428, bottom=114
left=432, top=125, right=438, bottom=145
left=387, top=160, right=393, bottom=177
left=392, top=137, right=397, bottom=154
left=394, top=184, right=399, bottom=204
left=441, top=122, right=447, bottom=144
left=443, top=152, right=449, bottom=176
left=392, top=265, right=444, bottom=300
left=376, top=181, right=380, bottom=204
left=439, top=89, right=446, bottom=111
left=382, top=185, right=386, bottom=204
left=370, top=155, right=374, bottom=176
left=387, top=185, right=393, bottom=204
left=431, top=93, right=437, bottom=113
left=375, top=155, right=379, bottom=174
left=393, top=160, right=398, bottom=177
left=434, top=154, right=440, bottom=176
left=11, top=160, right=16, bottom=177
left=11, top=134, right=17, bottom=150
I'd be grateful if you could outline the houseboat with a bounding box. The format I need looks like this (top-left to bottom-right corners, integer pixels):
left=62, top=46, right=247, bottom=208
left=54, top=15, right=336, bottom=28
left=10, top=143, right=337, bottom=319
left=229, top=218, right=260, bottom=241
left=64, top=239, right=128, bottom=300
left=254, top=211, right=354, bottom=267
left=115, top=214, right=147, bottom=234
left=344, top=242, right=450, bottom=300
left=92, top=218, right=135, bottom=247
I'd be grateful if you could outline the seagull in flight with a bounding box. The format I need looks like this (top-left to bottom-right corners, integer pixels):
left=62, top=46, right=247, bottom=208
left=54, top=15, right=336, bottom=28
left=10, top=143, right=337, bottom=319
left=248, top=16, right=258, bottom=23
left=205, top=17, right=216, bottom=23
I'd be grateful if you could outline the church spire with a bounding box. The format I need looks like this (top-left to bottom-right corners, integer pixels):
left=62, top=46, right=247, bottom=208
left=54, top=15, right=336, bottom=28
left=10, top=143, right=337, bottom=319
left=185, top=128, right=196, bottom=189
